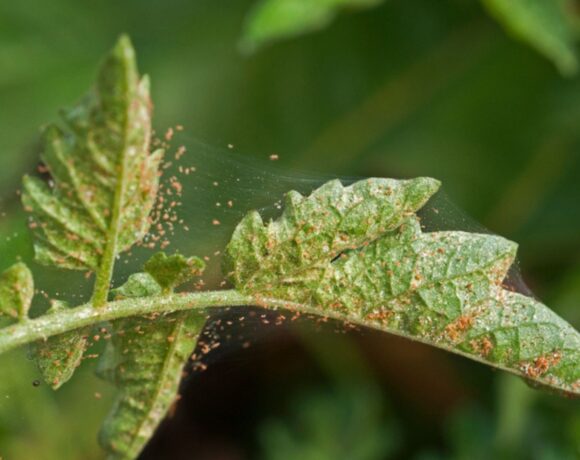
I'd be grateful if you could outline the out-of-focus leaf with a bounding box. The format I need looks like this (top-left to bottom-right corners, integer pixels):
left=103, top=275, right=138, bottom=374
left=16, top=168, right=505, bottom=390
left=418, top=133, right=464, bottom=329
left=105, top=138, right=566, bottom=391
left=32, top=301, right=88, bottom=390
left=144, top=252, right=205, bottom=293
left=243, top=0, right=580, bottom=76
left=225, top=178, right=580, bottom=396
left=241, top=0, right=385, bottom=51
left=21, top=35, right=163, bottom=272
left=98, top=312, right=205, bottom=460
left=99, top=251, right=207, bottom=459
left=0, top=262, right=33, bottom=320
left=482, top=0, right=579, bottom=75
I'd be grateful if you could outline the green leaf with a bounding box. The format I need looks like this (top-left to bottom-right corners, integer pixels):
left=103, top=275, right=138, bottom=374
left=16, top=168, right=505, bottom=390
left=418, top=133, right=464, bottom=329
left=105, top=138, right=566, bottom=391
left=99, top=252, right=207, bottom=459
left=98, top=312, right=205, bottom=459
left=111, top=272, right=162, bottom=299
left=482, top=0, right=579, bottom=76
left=144, top=252, right=205, bottom=293
left=242, top=0, right=579, bottom=76
left=0, top=262, right=34, bottom=320
left=31, top=301, right=88, bottom=390
left=224, top=177, right=441, bottom=293
left=241, top=0, right=385, bottom=51
left=21, top=35, right=163, bottom=306
left=225, top=178, right=580, bottom=396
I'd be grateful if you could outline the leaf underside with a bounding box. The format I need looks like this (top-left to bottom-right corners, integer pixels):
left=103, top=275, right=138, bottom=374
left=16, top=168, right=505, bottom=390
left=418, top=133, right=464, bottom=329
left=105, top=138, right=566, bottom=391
left=99, top=255, right=207, bottom=460
left=22, top=36, right=162, bottom=272
left=225, top=178, right=580, bottom=396
left=31, top=301, right=88, bottom=390
left=33, top=331, right=88, bottom=390
left=99, top=312, right=205, bottom=460
left=21, top=36, right=164, bottom=390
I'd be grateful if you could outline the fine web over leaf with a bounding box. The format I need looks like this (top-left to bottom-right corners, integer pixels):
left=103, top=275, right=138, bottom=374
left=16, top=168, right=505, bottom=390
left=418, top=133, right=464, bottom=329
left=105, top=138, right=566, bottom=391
left=14, top=36, right=214, bottom=460
left=20, top=35, right=166, bottom=392
left=225, top=178, right=580, bottom=396
left=0, top=33, right=579, bottom=460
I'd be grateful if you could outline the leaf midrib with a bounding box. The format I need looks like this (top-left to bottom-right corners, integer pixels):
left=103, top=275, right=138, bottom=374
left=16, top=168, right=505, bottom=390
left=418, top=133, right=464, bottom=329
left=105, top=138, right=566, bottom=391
left=91, top=70, right=134, bottom=308
left=124, top=314, right=188, bottom=458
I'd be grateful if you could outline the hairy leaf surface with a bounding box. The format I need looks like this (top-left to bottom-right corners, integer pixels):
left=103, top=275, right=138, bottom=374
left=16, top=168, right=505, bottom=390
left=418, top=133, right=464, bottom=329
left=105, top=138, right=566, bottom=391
left=225, top=177, right=440, bottom=293
left=144, top=252, right=205, bottom=293
left=32, top=302, right=88, bottom=390
left=21, top=35, right=163, bottom=272
left=111, top=273, right=162, bottom=299
left=99, top=312, right=205, bottom=460
left=99, top=253, right=207, bottom=459
left=225, top=178, right=580, bottom=396
left=20, top=35, right=164, bottom=390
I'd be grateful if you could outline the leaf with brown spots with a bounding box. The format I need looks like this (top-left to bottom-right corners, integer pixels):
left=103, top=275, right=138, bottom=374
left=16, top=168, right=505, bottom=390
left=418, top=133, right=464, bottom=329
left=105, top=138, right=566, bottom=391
left=226, top=178, right=580, bottom=396
left=98, top=251, right=206, bottom=460
left=21, top=35, right=163, bottom=307
left=32, top=302, right=88, bottom=390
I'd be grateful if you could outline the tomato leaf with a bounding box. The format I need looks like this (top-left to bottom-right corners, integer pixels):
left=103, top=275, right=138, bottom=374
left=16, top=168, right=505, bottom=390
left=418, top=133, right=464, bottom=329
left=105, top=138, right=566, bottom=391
left=32, top=301, right=88, bottom=390
left=144, top=252, right=205, bottom=293
left=99, top=252, right=207, bottom=459
left=0, top=262, right=33, bottom=321
left=21, top=35, right=163, bottom=306
left=225, top=178, right=580, bottom=396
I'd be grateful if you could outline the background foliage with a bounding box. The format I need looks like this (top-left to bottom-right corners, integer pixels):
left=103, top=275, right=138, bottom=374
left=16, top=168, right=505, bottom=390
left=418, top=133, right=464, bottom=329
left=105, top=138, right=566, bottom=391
left=0, top=0, right=579, bottom=458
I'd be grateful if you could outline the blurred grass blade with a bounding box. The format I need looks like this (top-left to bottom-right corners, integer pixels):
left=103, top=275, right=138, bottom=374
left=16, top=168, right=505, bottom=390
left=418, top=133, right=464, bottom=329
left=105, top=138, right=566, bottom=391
left=482, top=0, right=579, bottom=75
left=241, top=0, right=385, bottom=51
left=225, top=178, right=580, bottom=396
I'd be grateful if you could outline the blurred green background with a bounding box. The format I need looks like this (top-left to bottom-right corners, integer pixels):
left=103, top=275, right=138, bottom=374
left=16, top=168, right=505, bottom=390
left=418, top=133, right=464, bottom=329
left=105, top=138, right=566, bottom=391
left=0, top=0, right=579, bottom=459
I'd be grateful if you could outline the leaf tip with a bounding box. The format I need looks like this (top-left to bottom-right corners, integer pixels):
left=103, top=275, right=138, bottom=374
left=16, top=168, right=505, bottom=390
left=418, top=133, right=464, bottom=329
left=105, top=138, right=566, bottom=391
left=112, top=34, right=135, bottom=62
left=404, top=176, right=441, bottom=210
left=144, top=252, right=205, bottom=292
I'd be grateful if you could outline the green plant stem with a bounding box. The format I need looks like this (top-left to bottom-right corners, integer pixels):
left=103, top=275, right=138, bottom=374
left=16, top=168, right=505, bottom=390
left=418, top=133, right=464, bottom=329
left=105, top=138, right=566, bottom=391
left=89, top=138, right=128, bottom=309
left=1, top=289, right=579, bottom=397
left=0, top=290, right=251, bottom=354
